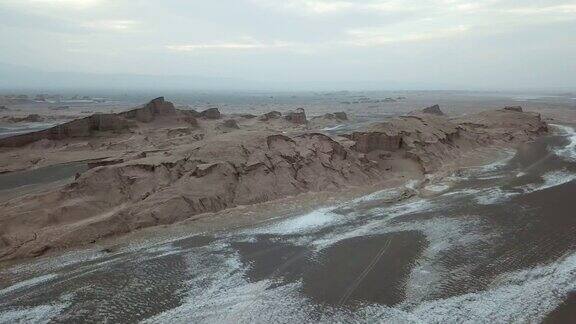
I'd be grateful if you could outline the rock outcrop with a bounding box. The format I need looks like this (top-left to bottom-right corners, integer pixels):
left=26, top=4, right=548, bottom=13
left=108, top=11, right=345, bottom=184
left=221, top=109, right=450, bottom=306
left=333, top=112, right=348, bottom=120
left=0, top=101, right=549, bottom=261
left=221, top=119, right=240, bottom=129
left=454, top=108, right=547, bottom=144
left=348, top=132, right=403, bottom=153
left=178, top=111, right=199, bottom=127
left=199, top=108, right=221, bottom=119
left=0, top=132, right=380, bottom=260
left=504, top=106, right=523, bottom=112
left=3, top=114, right=44, bottom=123
left=119, top=96, right=176, bottom=122
left=421, top=104, right=445, bottom=116
left=0, top=97, right=176, bottom=148
left=259, top=111, right=282, bottom=121
left=348, top=109, right=546, bottom=172
left=313, top=112, right=348, bottom=121
left=0, top=113, right=133, bottom=147
left=284, top=108, right=307, bottom=124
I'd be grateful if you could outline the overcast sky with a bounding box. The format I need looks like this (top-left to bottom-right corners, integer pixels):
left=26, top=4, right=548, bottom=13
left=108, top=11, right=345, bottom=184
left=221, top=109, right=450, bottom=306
left=1, top=0, right=575, bottom=90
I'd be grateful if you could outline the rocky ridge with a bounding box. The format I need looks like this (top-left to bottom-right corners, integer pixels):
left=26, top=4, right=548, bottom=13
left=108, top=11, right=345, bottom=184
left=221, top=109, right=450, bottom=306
left=0, top=98, right=548, bottom=260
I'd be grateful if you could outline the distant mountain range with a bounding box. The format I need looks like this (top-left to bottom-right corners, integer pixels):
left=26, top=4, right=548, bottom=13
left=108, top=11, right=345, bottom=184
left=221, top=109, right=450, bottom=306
left=0, top=62, right=278, bottom=91
left=0, top=62, right=445, bottom=92
left=3, top=62, right=572, bottom=93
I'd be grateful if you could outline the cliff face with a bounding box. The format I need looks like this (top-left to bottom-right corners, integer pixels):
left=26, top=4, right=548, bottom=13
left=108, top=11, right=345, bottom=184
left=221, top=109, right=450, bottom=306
left=454, top=108, right=548, bottom=144
left=284, top=108, right=307, bottom=124
left=0, top=132, right=381, bottom=259
left=0, top=97, right=175, bottom=147
left=347, top=114, right=466, bottom=172
left=0, top=99, right=549, bottom=261
left=422, top=104, right=445, bottom=116
left=348, top=132, right=403, bottom=153
left=117, top=96, right=176, bottom=122
left=346, top=111, right=547, bottom=172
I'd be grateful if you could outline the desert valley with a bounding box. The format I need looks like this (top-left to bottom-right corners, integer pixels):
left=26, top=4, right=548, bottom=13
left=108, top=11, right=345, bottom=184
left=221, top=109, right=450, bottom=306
left=0, top=91, right=575, bottom=322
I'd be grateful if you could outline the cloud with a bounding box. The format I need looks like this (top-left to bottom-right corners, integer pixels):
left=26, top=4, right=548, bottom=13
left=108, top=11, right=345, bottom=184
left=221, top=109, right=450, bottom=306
left=252, top=0, right=416, bottom=15
left=1, top=0, right=575, bottom=89
left=9, top=0, right=104, bottom=10
left=345, top=24, right=470, bottom=46
left=506, top=4, right=576, bottom=15
left=293, top=1, right=355, bottom=14
left=250, top=0, right=513, bottom=16
left=166, top=40, right=294, bottom=52
left=83, top=20, right=139, bottom=31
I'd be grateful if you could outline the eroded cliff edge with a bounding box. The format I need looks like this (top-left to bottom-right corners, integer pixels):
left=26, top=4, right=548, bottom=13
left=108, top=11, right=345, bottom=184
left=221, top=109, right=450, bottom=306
left=0, top=100, right=547, bottom=260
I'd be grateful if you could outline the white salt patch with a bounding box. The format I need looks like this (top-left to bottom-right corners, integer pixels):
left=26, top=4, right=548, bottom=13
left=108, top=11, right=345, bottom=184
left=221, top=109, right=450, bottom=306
left=402, top=216, right=496, bottom=304
left=0, top=293, right=72, bottom=324
left=521, top=170, right=576, bottom=193
left=312, top=198, right=436, bottom=249
left=351, top=180, right=421, bottom=205
left=409, top=250, right=576, bottom=323
left=473, top=169, right=576, bottom=205
left=474, top=149, right=515, bottom=173
left=476, top=174, right=506, bottom=180
left=424, top=183, right=450, bottom=192
left=351, top=187, right=406, bottom=204
left=322, top=124, right=344, bottom=131
left=445, top=149, right=515, bottom=182
left=244, top=179, right=426, bottom=237
left=144, top=242, right=184, bottom=258
left=475, top=188, right=518, bottom=205
left=0, top=304, right=69, bottom=324
left=244, top=208, right=341, bottom=235
left=541, top=170, right=576, bottom=188
left=404, top=179, right=421, bottom=190
left=551, top=124, right=576, bottom=162
left=150, top=239, right=576, bottom=323
left=145, top=210, right=576, bottom=323
left=0, top=249, right=105, bottom=280
left=379, top=198, right=435, bottom=216
left=443, top=188, right=481, bottom=197
left=145, top=246, right=312, bottom=323
left=0, top=273, right=58, bottom=296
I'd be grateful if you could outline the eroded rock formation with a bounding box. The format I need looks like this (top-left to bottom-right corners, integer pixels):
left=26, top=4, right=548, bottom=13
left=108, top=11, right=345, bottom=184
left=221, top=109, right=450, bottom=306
left=199, top=108, right=221, bottom=119
left=119, top=96, right=176, bottom=122
left=0, top=132, right=380, bottom=259
left=421, top=104, right=445, bottom=116
left=504, top=106, right=523, bottom=112
left=222, top=119, right=240, bottom=129
left=313, top=112, right=348, bottom=121
left=284, top=108, right=307, bottom=124
left=4, top=114, right=44, bottom=123
left=259, top=111, right=282, bottom=121
left=347, top=110, right=546, bottom=172
left=0, top=97, right=176, bottom=148
left=0, top=98, right=548, bottom=260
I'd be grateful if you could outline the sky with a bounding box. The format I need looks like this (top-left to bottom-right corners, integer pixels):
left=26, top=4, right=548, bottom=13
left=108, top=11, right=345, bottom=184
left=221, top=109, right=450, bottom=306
left=1, top=0, right=575, bottom=90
